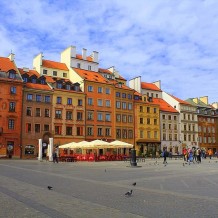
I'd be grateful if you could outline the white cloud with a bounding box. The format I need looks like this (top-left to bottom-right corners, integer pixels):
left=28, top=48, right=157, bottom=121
left=0, top=0, right=218, bottom=103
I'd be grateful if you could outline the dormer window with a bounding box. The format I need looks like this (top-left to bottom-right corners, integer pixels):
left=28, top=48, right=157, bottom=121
left=88, top=65, right=91, bottom=70
left=75, top=86, right=79, bottom=91
left=23, top=77, right=28, bottom=82
left=32, top=78, right=36, bottom=83
left=66, top=84, right=71, bottom=90
left=77, top=63, right=81, bottom=68
left=57, top=83, right=62, bottom=89
left=53, top=71, right=57, bottom=76
left=41, top=79, right=45, bottom=84
left=8, top=70, right=16, bottom=79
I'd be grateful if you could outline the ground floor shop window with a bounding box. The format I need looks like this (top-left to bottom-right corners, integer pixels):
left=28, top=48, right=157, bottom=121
left=25, top=145, right=35, bottom=155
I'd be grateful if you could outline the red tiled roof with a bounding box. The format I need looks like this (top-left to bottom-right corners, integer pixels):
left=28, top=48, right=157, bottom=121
left=141, top=82, right=161, bottom=91
left=169, top=94, right=191, bottom=105
left=42, top=60, right=69, bottom=71
left=73, top=68, right=110, bottom=84
left=152, top=98, right=178, bottom=113
left=19, top=68, right=39, bottom=76
left=98, top=68, right=113, bottom=74
left=76, top=54, right=93, bottom=62
left=0, top=57, right=17, bottom=72
left=25, top=83, right=51, bottom=91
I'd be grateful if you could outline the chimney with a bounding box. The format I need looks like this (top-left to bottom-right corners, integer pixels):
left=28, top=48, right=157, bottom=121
left=153, top=80, right=161, bottom=89
left=82, top=48, right=87, bottom=60
left=70, top=46, right=76, bottom=58
left=8, top=53, right=15, bottom=61
left=92, top=51, right=98, bottom=62
left=199, top=96, right=208, bottom=105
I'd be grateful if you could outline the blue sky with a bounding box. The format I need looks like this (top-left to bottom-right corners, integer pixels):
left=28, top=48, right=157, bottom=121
left=0, top=0, right=218, bottom=103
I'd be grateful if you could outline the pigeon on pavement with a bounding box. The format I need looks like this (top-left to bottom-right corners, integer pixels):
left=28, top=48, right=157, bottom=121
left=47, top=186, right=53, bottom=190
left=125, top=190, right=133, bottom=197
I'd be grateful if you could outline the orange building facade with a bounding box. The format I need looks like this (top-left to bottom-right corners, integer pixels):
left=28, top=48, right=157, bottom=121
left=0, top=56, right=23, bottom=158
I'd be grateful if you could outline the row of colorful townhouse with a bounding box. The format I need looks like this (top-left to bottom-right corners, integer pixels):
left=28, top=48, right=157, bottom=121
left=0, top=45, right=218, bottom=159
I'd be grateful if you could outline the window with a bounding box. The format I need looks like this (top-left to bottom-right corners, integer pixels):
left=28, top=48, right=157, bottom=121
left=154, top=108, right=157, bottom=113
left=36, top=95, right=42, bottom=102
left=169, top=124, right=171, bottom=129
left=67, top=98, right=72, bottom=105
left=174, top=134, right=177, bottom=141
left=44, top=124, right=49, bottom=131
left=45, top=96, right=51, bottom=103
left=116, top=129, right=121, bottom=138
left=27, top=107, right=32, bottom=116
left=23, top=77, right=28, bottom=82
left=97, top=99, right=103, bottom=106
left=66, top=127, right=72, bottom=135
left=57, top=83, right=62, bottom=89
left=53, top=71, right=57, bottom=76
left=66, top=84, right=71, bottom=90
left=105, top=100, right=110, bottom=107
left=128, top=115, right=133, bottom=123
left=66, top=111, right=72, bottom=120
left=35, top=124, right=40, bottom=133
left=26, top=123, right=31, bottom=133
left=147, top=118, right=150, bottom=124
left=116, top=92, right=120, bottom=97
left=163, top=123, right=165, bottom=129
left=25, top=145, right=35, bottom=155
left=184, top=134, right=187, bottom=141
left=88, top=98, right=93, bottom=105
left=122, top=93, right=126, bottom=98
left=78, top=99, right=82, bottom=106
left=106, top=128, right=111, bottom=136
left=43, top=69, right=47, bottom=75
left=174, top=116, right=177, bottom=121
left=87, top=111, right=93, bottom=120
left=77, top=112, right=83, bottom=120
left=116, top=101, right=121, bottom=108
left=122, top=129, right=127, bottom=138
left=106, top=88, right=110, bottom=94
left=105, top=114, right=111, bottom=121
left=174, top=124, right=177, bottom=130
left=154, top=119, right=157, bottom=125
left=147, top=131, right=151, bottom=139
left=98, top=128, right=103, bottom=136
left=116, top=114, right=121, bottom=122
left=98, top=87, right=103, bottom=93
left=122, top=102, right=127, bottom=109
left=97, top=113, right=103, bottom=121
left=57, top=97, right=62, bottom=104
left=35, top=108, right=41, bottom=117
left=45, top=109, right=50, bottom=117
left=140, top=106, right=143, bottom=112
left=88, top=65, right=91, bottom=70
left=184, top=125, right=187, bottom=131
left=128, top=130, right=133, bottom=139
left=55, top=126, right=62, bottom=135
left=87, top=127, right=93, bottom=136
left=154, top=131, right=158, bottom=139
left=10, top=86, right=16, bottom=94
left=55, top=110, right=62, bottom=119
left=140, top=118, right=143, bottom=124
left=32, top=78, right=36, bottom=83
left=63, top=72, right=67, bottom=77
left=88, top=86, right=93, bottom=92
left=128, top=103, right=132, bottom=110
left=77, top=63, right=81, bottom=68
left=147, top=107, right=150, bottom=113
left=77, top=127, right=83, bottom=136
left=162, top=115, right=165, bottom=119
left=9, top=71, right=15, bottom=79
left=168, top=115, right=171, bottom=120
left=128, top=94, right=132, bottom=99
left=27, top=94, right=33, bottom=101
left=163, top=133, right=166, bottom=140
left=140, top=130, right=144, bottom=138
left=122, top=115, right=127, bottom=122
left=169, top=134, right=172, bottom=140
left=9, top=102, right=15, bottom=112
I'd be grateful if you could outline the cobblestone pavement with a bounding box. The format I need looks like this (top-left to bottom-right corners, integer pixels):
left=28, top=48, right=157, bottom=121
left=1, top=158, right=218, bottom=218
